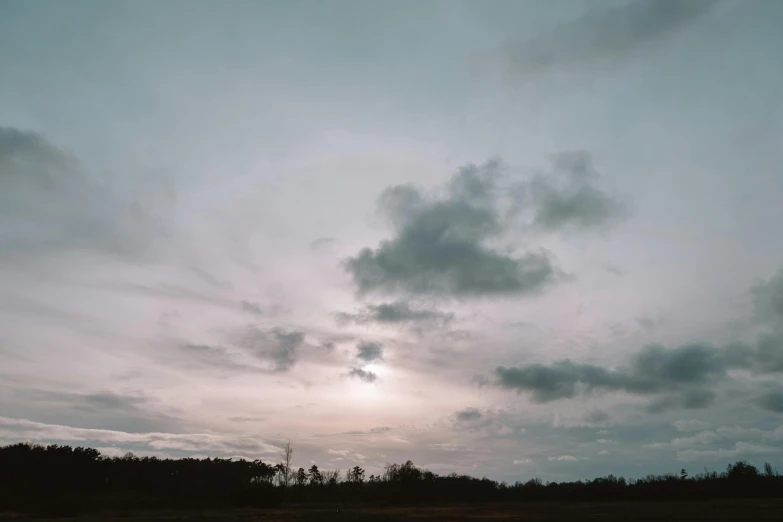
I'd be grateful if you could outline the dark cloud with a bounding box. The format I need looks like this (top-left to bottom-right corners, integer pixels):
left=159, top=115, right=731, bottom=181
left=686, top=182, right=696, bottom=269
left=348, top=367, right=378, bottom=383
left=646, top=389, right=716, bottom=413
left=584, top=410, right=611, bottom=425
left=529, top=151, right=627, bottom=232
left=336, top=300, right=454, bottom=326
left=345, top=161, right=561, bottom=299
left=355, top=341, right=383, bottom=363
left=237, top=327, right=305, bottom=372
left=495, top=337, right=783, bottom=410
left=455, top=407, right=482, bottom=422
left=502, top=0, right=716, bottom=76
left=345, top=153, right=625, bottom=299
left=756, top=392, right=783, bottom=414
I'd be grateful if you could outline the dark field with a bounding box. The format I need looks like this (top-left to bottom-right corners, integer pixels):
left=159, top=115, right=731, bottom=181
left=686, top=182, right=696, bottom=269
left=15, top=499, right=783, bottom=522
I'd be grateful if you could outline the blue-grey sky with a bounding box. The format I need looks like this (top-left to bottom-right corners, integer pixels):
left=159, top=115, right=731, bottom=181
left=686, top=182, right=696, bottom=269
left=1, top=0, right=783, bottom=482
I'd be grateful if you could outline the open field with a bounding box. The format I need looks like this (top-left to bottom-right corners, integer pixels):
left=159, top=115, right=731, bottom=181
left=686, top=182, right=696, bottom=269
left=12, top=499, right=783, bottom=522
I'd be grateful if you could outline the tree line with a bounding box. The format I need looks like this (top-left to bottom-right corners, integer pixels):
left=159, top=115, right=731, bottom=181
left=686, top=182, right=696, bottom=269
left=1, top=442, right=781, bottom=516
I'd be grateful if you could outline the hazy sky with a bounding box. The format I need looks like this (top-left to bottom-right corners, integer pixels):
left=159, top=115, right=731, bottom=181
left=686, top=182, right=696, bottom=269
left=1, top=0, right=783, bottom=482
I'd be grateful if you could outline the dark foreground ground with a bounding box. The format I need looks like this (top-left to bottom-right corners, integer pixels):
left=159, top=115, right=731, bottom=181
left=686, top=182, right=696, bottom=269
left=8, top=499, right=783, bottom=522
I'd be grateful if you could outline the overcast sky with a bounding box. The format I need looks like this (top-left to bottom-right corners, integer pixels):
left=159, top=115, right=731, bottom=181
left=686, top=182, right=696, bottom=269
left=1, top=0, right=783, bottom=482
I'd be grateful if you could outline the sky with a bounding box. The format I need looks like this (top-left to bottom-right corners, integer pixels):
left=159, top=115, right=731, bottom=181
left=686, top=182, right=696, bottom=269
left=1, top=0, right=783, bottom=482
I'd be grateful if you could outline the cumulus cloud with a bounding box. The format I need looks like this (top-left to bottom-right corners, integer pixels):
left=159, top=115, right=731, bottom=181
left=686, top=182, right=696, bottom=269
left=494, top=266, right=783, bottom=412
left=499, top=0, right=716, bottom=77
left=336, top=300, right=454, bottom=327
left=345, top=161, right=560, bottom=299
left=494, top=339, right=781, bottom=409
left=237, top=327, right=305, bottom=372
left=528, top=151, right=627, bottom=232
left=345, top=154, right=624, bottom=299
left=355, top=341, right=384, bottom=363
left=348, top=367, right=378, bottom=383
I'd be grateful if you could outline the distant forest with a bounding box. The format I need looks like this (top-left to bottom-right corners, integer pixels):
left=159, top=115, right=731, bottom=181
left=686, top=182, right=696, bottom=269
left=1, top=442, right=781, bottom=516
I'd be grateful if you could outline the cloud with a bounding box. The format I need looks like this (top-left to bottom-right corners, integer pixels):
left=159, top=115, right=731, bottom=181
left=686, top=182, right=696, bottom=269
left=648, top=431, right=720, bottom=449
left=753, top=268, right=783, bottom=328
left=495, top=314, right=783, bottom=410
left=528, top=151, right=627, bottom=232
left=0, top=416, right=280, bottom=456
left=181, top=343, right=259, bottom=373
left=0, top=126, right=173, bottom=260
left=241, top=301, right=264, bottom=316
left=455, top=407, right=482, bottom=422
left=237, top=327, right=305, bottom=372
left=341, top=426, right=392, bottom=436
left=513, top=458, right=532, bottom=465
left=77, top=392, right=147, bottom=412
left=355, top=341, right=383, bottom=363
left=345, top=160, right=561, bottom=299
left=584, top=409, right=611, bottom=426
left=344, top=153, right=626, bottom=299
left=673, top=419, right=710, bottom=432
left=756, top=391, right=783, bottom=413
left=677, top=442, right=779, bottom=462
left=336, top=300, right=454, bottom=326
left=637, top=314, right=663, bottom=331
left=348, top=367, right=378, bottom=383
left=495, top=344, right=727, bottom=407
left=328, top=448, right=350, bottom=457
left=4, top=389, right=177, bottom=434
left=548, top=455, right=577, bottom=462
left=646, top=389, right=716, bottom=413
left=499, top=0, right=716, bottom=77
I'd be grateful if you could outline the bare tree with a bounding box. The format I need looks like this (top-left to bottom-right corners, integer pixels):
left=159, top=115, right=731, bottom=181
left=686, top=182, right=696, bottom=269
left=323, top=468, right=341, bottom=485
left=279, top=440, right=294, bottom=488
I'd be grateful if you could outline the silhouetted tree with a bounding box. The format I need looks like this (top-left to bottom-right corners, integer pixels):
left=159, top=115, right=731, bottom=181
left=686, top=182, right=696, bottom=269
left=1, top=442, right=782, bottom=514
left=308, top=464, right=323, bottom=486
left=347, top=465, right=365, bottom=484
left=295, top=467, right=307, bottom=486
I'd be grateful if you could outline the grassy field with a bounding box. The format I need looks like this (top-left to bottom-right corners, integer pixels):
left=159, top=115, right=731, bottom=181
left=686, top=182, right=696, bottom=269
left=12, top=499, right=783, bottom=521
